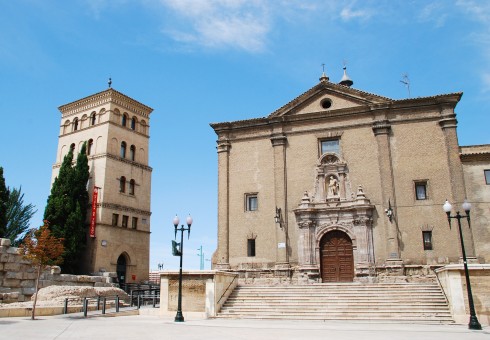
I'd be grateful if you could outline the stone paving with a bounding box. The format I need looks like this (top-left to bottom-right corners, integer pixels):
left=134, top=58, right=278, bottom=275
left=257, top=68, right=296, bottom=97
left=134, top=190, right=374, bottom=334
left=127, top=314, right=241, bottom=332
left=0, top=313, right=488, bottom=340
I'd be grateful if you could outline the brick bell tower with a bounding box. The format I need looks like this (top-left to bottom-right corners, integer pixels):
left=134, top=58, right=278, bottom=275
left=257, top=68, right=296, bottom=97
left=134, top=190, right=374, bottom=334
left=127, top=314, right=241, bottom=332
left=52, top=81, right=152, bottom=283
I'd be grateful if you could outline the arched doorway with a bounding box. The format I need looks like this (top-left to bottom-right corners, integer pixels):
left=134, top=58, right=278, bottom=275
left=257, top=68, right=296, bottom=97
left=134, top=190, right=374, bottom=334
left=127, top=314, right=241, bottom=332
left=320, top=230, right=354, bottom=282
left=116, top=254, right=127, bottom=287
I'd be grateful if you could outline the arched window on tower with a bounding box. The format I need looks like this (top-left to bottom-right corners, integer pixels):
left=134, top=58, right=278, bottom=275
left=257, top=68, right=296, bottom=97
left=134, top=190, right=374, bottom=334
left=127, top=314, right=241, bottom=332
left=122, top=114, right=128, bottom=127
left=90, top=112, right=96, bottom=126
left=120, top=176, right=126, bottom=193
left=131, top=117, right=136, bottom=130
left=120, top=141, right=127, bottom=158
left=87, top=139, right=93, bottom=156
left=73, top=118, right=79, bottom=131
left=130, top=145, right=135, bottom=161
left=129, top=179, right=135, bottom=195
left=70, top=143, right=75, bottom=153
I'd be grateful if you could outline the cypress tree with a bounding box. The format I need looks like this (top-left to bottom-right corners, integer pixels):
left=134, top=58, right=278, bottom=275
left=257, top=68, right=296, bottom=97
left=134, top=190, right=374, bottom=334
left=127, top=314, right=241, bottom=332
left=0, top=167, right=10, bottom=238
left=44, top=143, right=89, bottom=274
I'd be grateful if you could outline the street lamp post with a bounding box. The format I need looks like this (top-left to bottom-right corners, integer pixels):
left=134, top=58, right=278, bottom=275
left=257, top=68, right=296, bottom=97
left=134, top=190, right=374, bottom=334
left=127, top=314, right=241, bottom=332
left=172, top=214, right=193, bottom=323
left=443, top=200, right=482, bottom=330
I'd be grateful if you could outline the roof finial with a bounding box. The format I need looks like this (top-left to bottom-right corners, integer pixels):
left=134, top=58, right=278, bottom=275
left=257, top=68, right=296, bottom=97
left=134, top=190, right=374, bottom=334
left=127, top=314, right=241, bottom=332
left=319, top=63, right=329, bottom=82
left=339, top=61, right=353, bottom=87
left=108, top=77, right=112, bottom=88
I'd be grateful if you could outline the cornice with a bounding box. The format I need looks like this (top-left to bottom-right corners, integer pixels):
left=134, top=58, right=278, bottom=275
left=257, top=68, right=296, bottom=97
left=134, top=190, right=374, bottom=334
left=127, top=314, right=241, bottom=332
left=98, top=202, right=152, bottom=216
left=52, top=153, right=153, bottom=172
left=59, top=88, right=153, bottom=119
left=460, top=152, right=490, bottom=162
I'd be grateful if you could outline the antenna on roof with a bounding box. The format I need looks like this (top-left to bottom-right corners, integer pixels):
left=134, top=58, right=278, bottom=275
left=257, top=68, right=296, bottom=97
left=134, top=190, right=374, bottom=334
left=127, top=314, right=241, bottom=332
left=322, top=63, right=325, bottom=73
left=400, top=74, right=410, bottom=98
left=108, top=77, right=112, bottom=88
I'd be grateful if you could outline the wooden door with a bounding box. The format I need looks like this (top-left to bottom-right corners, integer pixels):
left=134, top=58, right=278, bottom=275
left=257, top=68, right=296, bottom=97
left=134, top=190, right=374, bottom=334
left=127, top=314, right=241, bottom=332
left=320, top=231, right=354, bottom=282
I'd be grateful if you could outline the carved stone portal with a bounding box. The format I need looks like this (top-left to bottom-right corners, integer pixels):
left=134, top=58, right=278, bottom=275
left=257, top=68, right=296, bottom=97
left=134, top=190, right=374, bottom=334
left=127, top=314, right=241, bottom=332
left=294, top=153, right=375, bottom=282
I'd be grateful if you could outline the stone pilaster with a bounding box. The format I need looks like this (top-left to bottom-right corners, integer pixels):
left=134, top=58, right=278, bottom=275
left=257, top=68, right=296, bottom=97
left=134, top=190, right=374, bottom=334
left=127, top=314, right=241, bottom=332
left=215, top=139, right=231, bottom=270
left=271, top=133, right=289, bottom=272
left=439, top=110, right=476, bottom=257
left=372, top=120, right=402, bottom=265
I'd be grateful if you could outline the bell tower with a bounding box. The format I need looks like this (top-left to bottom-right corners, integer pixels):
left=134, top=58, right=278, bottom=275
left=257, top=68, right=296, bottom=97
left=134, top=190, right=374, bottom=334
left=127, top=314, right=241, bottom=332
left=52, top=86, right=153, bottom=283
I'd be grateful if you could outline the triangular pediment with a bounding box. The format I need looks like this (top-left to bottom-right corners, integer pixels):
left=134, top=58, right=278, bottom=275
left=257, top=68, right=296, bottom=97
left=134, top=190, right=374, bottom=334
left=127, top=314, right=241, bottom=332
left=269, top=80, right=391, bottom=118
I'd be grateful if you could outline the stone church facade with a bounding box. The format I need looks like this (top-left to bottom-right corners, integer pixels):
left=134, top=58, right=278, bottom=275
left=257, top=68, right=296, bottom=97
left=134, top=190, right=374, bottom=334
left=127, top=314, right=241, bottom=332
left=211, top=70, right=490, bottom=283
left=51, top=87, right=152, bottom=283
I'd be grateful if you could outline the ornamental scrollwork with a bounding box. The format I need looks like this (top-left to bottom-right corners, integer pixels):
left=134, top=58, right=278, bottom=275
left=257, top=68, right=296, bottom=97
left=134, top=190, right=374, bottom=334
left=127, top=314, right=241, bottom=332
left=353, top=216, right=372, bottom=226
left=298, top=220, right=316, bottom=228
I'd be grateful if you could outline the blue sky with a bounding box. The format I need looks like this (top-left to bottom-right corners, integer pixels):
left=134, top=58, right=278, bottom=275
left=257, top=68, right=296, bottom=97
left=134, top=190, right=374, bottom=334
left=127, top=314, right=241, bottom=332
left=1, top=0, right=489, bottom=271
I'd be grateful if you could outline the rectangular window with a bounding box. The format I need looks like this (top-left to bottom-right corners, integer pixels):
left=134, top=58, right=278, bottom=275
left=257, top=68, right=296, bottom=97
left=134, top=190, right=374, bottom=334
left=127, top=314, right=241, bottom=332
left=485, top=170, right=490, bottom=185
left=245, top=194, right=258, bottom=211
left=112, top=214, right=119, bottom=227
left=415, top=182, right=427, bottom=200
left=122, top=215, right=129, bottom=228
left=132, top=217, right=138, bottom=229
left=422, top=231, right=433, bottom=250
left=320, top=139, right=340, bottom=155
left=247, top=239, right=256, bottom=257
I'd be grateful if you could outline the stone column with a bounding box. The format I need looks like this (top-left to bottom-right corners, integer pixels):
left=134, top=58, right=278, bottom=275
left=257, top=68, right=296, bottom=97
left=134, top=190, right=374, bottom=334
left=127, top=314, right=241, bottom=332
left=439, top=110, right=476, bottom=257
left=372, top=120, right=402, bottom=266
left=271, top=133, right=289, bottom=272
left=215, top=139, right=231, bottom=270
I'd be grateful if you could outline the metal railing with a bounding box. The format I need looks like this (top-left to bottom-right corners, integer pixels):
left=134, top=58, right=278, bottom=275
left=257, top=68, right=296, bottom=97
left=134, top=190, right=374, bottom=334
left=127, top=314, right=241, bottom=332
left=129, top=288, right=160, bottom=309
left=63, top=295, right=124, bottom=317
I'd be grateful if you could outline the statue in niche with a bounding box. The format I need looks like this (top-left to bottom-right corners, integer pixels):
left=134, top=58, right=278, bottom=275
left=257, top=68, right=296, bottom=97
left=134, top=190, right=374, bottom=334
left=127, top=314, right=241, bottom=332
left=327, top=176, right=339, bottom=198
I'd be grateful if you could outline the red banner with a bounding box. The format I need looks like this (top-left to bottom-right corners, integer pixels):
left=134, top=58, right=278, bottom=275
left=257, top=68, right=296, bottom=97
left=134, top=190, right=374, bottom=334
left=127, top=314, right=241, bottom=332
left=89, top=187, right=99, bottom=238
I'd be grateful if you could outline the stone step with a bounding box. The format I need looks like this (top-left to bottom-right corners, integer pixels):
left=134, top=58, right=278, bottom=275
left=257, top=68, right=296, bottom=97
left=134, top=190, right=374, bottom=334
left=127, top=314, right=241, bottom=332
left=217, top=283, right=453, bottom=323
left=216, top=314, right=454, bottom=322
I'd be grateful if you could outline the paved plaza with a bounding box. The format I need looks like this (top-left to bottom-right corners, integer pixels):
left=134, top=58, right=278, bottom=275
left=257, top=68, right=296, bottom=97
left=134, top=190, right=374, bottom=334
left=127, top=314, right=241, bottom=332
left=0, top=313, right=488, bottom=340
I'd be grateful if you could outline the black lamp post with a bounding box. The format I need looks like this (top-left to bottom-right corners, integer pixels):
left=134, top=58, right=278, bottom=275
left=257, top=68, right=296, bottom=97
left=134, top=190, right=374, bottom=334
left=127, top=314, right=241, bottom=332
left=443, top=200, right=482, bottom=330
left=172, top=214, right=193, bottom=322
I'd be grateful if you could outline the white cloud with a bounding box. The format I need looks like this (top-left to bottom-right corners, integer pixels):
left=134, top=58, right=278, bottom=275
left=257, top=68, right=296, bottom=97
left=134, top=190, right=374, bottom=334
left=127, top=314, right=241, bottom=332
left=85, top=0, right=128, bottom=19
left=418, top=2, right=447, bottom=28
left=159, top=0, right=270, bottom=52
left=340, top=6, right=373, bottom=21
left=456, top=0, right=490, bottom=93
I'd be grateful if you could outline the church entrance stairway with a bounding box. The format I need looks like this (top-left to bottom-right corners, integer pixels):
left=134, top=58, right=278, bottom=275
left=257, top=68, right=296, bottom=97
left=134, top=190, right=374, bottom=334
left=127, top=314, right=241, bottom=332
left=216, top=283, right=453, bottom=323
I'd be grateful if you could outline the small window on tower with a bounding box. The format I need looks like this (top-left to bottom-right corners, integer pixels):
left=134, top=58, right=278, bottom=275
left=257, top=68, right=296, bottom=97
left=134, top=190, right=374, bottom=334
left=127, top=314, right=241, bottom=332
left=245, top=194, right=258, bottom=211
left=112, top=214, right=119, bottom=227
left=485, top=170, right=490, bottom=185
left=120, top=142, right=127, bottom=158
left=415, top=181, right=428, bottom=200
left=132, top=217, right=138, bottom=229
left=422, top=231, right=433, bottom=250
left=129, top=179, right=135, bottom=195
left=87, top=139, right=93, bottom=156
left=122, top=215, right=129, bottom=228
left=120, top=176, right=126, bottom=193
left=130, top=145, right=136, bottom=161
left=247, top=239, right=256, bottom=257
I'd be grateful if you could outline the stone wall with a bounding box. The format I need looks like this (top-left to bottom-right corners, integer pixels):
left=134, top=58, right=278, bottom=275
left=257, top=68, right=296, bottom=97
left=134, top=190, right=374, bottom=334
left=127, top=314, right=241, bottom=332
left=435, top=264, right=490, bottom=326
left=159, top=271, right=238, bottom=318
left=0, top=238, right=115, bottom=303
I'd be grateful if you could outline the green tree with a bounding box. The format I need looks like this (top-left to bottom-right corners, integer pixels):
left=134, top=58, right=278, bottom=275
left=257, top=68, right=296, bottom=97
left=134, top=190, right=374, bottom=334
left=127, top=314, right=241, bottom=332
left=44, top=143, right=90, bottom=274
left=0, top=167, right=9, bottom=237
left=19, top=221, right=64, bottom=320
left=5, top=187, right=37, bottom=246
